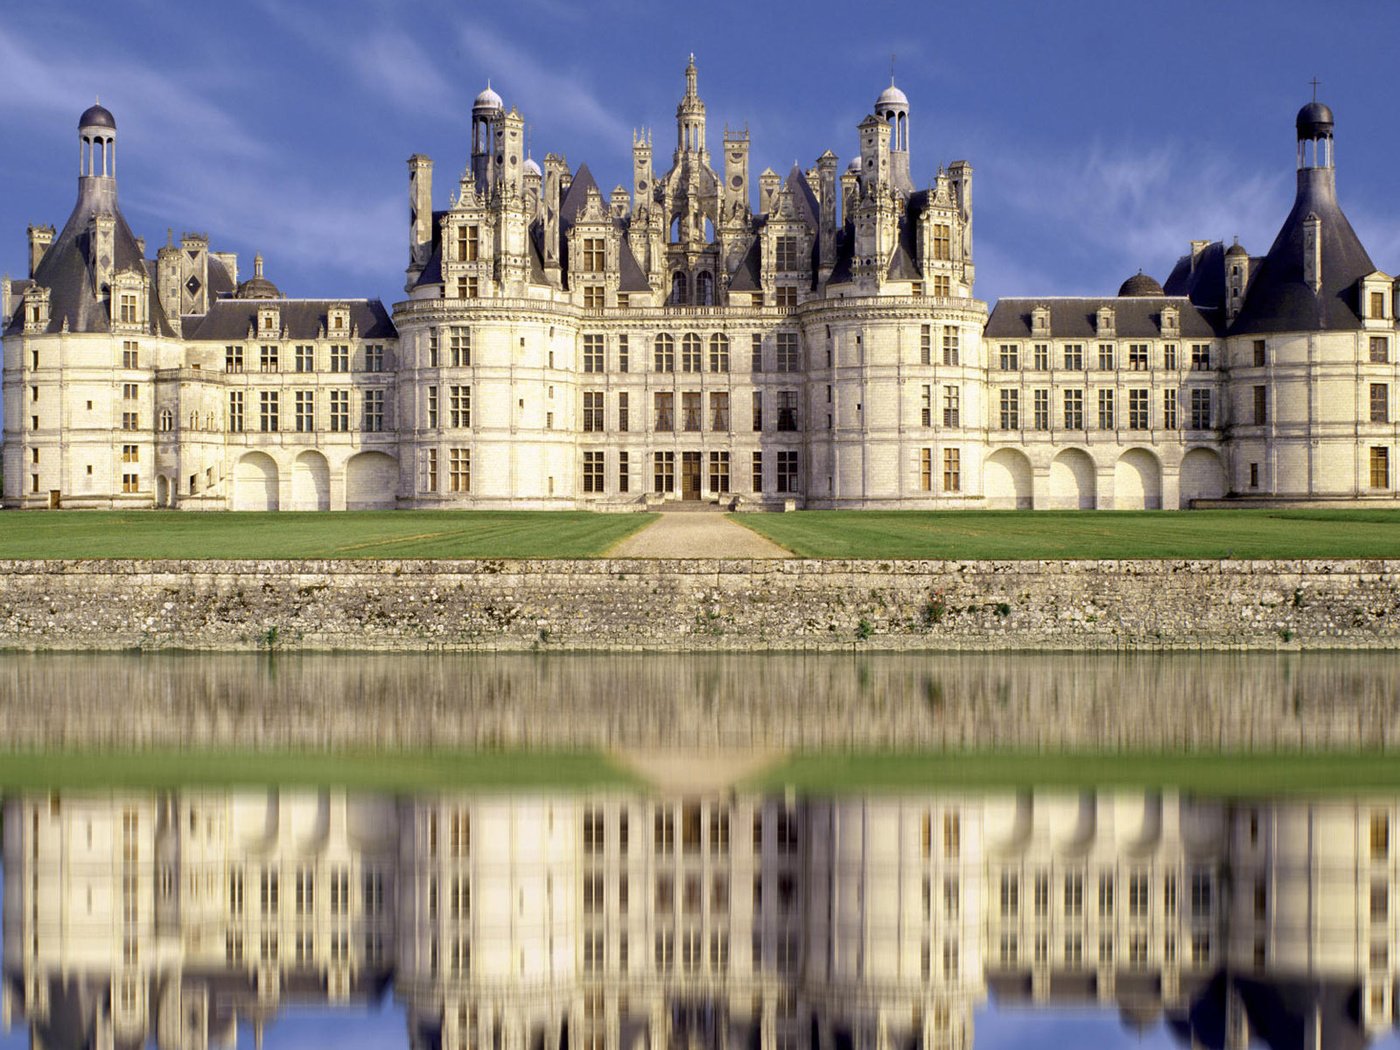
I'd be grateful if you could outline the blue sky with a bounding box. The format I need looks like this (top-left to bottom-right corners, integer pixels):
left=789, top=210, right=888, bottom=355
left=3, top=0, right=1400, bottom=311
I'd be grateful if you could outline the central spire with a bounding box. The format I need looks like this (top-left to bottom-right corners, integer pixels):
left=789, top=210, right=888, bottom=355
left=676, top=54, right=707, bottom=158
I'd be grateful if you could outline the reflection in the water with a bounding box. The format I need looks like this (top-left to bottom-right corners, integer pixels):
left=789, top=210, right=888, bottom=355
left=3, top=790, right=1399, bottom=1050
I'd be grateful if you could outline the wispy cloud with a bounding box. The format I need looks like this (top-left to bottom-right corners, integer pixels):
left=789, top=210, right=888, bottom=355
left=455, top=23, right=631, bottom=146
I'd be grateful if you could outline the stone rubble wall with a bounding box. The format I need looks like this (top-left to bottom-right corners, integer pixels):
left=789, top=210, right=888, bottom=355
left=0, top=558, right=1398, bottom=653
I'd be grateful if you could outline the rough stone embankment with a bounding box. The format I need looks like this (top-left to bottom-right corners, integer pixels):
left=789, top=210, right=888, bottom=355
left=0, top=559, right=1397, bottom=652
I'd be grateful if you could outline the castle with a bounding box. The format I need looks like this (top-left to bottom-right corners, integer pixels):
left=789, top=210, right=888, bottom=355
left=2, top=63, right=1396, bottom=511
left=4, top=789, right=1398, bottom=1049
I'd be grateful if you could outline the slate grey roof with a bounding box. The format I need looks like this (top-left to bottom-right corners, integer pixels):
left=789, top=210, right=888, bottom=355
left=411, top=210, right=447, bottom=289
left=1164, top=240, right=1231, bottom=310
left=559, top=163, right=602, bottom=227
left=6, top=176, right=175, bottom=337
left=182, top=298, right=396, bottom=341
left=1230, top=167, right=1375, bottom=335
left=728, top=238, right=763, bottom=292
left=985, top=296, right=1223, bottom=339
left=784, top=166, right=820, bottom=229
left=618, top=235, right=651, bottom=292
left=826, top=223, right=855, bottom=285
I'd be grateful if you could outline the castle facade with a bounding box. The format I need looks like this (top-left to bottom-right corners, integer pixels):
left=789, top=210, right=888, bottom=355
left=3, top=65, right=1397, bottom=511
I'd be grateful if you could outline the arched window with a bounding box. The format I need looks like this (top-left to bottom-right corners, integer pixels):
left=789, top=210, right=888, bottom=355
left=709, top=334, right=730, bottom=372
left=681, top=333, right=702, bottom=372
left=670, top=216, right=681, bottom=244
left=696, top=271, right=714, bottom=306
left=159, top=409, right=174, bottom=433
left=670, top=271, right=688, bottom=305
left=654, top=333, right=675, bottom=372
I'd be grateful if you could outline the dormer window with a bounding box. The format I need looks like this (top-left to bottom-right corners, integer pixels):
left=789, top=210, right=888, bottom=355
left=119, top=293, right=138, bottom=324
left=329, top=307, right=349, bottom=332
left=581, top=238, right=605, bottom=273
left=1096, top=306, right=1115, bottom=336
left=258, top=309, right=279, bottom=334
left=1371, top=290, right=1387, bottom=319
left=1031, top=305, right=1050, bottom=336
left=1161, top=306, right=1180, bottom=336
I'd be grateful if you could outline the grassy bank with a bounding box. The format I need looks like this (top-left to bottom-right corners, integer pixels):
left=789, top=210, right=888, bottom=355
left=734, top=508, right=1400, bottom=560
left=0, top=510, right=653, bottom=560
left=753, top=751, right=1400, bottom=795
left=0, top=750, right=637, bottom=791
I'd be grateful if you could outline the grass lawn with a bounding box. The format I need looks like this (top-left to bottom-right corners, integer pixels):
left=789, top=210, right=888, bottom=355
left=0, top=750, right=637, bottom=792
left=754, top=751, right=1400, bottom=795
left=0, top=510, right=653, bottom=559
left=732, top=508, right=1400, bottom=560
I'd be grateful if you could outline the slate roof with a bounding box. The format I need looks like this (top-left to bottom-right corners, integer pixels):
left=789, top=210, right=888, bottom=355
left=1164, top=240, right=1233, bottom=311
left=5, top=176, right=175, bottom=337
left=617, top=235, right=651, bottom=292
left=1230, top=168, right=1376, bottom=335
left=559, top=163, right=602, bottom=227
left=411, top=209, right=447, bottom=289
left=985, top=296, right=1223, bottom=339
left=728, top=238, right=763, bottom=292
left=181, top=299, right=396, bottom=341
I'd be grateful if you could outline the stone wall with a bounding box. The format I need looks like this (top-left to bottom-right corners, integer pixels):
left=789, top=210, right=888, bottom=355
left=0, top=558, right=1398, bottom=652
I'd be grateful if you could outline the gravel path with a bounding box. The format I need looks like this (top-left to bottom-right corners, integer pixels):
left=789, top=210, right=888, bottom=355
left=607, top=513, right=793, bottom=559
left=614, top=748, right=787, bottom=793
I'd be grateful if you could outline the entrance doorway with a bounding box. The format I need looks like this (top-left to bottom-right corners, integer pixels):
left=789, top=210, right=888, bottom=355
left=47, top=490, right=61, bottom=510
left=681, top=452, right=702, bottom=501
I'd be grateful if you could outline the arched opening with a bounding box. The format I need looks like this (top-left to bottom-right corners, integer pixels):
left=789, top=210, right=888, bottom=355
left=345, top=451, right=398, bottom=510
left=670, top=271, right=688, bottom=306
left=696, top=271, right=714, bottom=306
left=983, top=448, right=1032, bottom=509
left=669, top=216, right=681, bottom=243
left=159, top=409, right=173, bottom=433
left=1179, top=447, right=1227, bottom=508
left=233, top=452, right=279, bottom=512
left=1114, top=449, right=1162, bottom=510
left=703, top=218, right=715, bottom=243
left=1049, top=449, right=1096, bottom=510
left=291, top=451, right=331, bottom=512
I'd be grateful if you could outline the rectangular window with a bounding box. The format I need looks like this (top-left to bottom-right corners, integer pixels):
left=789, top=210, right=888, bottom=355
left=449, top=327, right=470, bottom=367
left=365, top=344, right=384, bottom=372
left=1250, top=462, right=1260, bottom=489
left=932, top=274, right=950, bottom=297
left=1371, top=337, right=1390, bottom=364
left=999, top=344, right=1019, bottom=371
left=458, top=224, right=479, bottom=262
left=1064, top=389, right=1084, bottom=429
left=122, top=340, right=139, bottom=368
left=1128, top=343, right=1149, bottom=370
left=259, top=391, right=279, bottom=433
left=1064, top=873, right=1083, bottom=916
left=777, top=390, right=798, bottom=431
left=708, top=451, right=730, bottom=493
left=225, top=345, right=244, bottom=373
left=1372, top=813, right=1390, bottom=858
left=776, top=450, right=799, bottom=493
left=1033, top=389, right=1050, bottom=430
left=1372, top=290, right=1386, bottom=318
left=654, top=451, right=675, bottom=493
left=776, top=332, right=800, bottom=372
left=654, top=335, right=675, bottom=372
left=942, top=448, right=961, bottom=493
left=449, top=448, right=470, bottom=493
left=1371, top=383, right=1390, bottom=424
left=920, top=324, right=932, bottom=365
left=932, top=225, right=951, bottom=261
left=1000, top=873, right=1019, bottom=917
left=424, top=448, right=438, bottom=492
left=921, top=385, right=932, bottom=427
left=775, top=235, right=799, bottom=271
left=1190, top=388, right=1212, bottom=429
left=1191, top=344, right=1211, bottom=370
left=228, top=391, right=245, bottom=433
left=617, top=334, right=629, bottom=372
left=750, top=333, right=763, bottom=372
left=1164, top=343, right=1178, bottom=369
left=1099, top=874, right=1115, bottom=916
left=775, top=286, right=797, bottom=310
left=428, top=328, right=439, bottom=368
left=330, top=345, right=349, bottom=373
left=583, top=284, right=604, bottom=309
left=121, top=472, right=139, bottom=493
left=681, top=335, right=702, bottom=372
left=1128, top=388, right=1150, bottom=430
left=752, top=451, right=763, bottom=492
left=1253, top=385, right=1268, bottom=425
left=583, top=451, right=605, bottom=493
left=708, top=334, right=729, bottom=372
left=619, top=451, right=630, bottom=492
left=654, top=392, right=674, bottom=432
left=1098, top=344, right=1115, bottom=370
left=258, top=344, right=278, bottom=373
left=752, top=391, right=763, bottom=431
left=122, top=382, right=138, bottom=400
left=1191, top=872, right=1213, bottom=917
left=942, top=326, right=959, bottom=366
left=582, top=237, right=605, bottom=272
left=618, top=391, right=629, bottom=432
left=1129, top=873, right=1149, bottom=917
left=920, top=448, right=933, bottom=492
left=121, top=444, right=138, bottom=464
left=294, top=344, right=314, bottom=372
left=1371, top=447, right=1391, bottom=489
left=1064, top=344, right=1083, bottom=370
left=1252, top=339, right=1267, bottom=367
left=1034, top=873, right=1050, bottom=917
left=119, top=293, right=138, bottom=323
left=583, top=391, right=604, bottom=432
left=1033, top=343, right=1050, bottom=370
left=1164, top=388, right=1178, bottom=429
left=295, top=391, right=315, bottom=432
left=998, top=389, right=1020, bottom=430
left=448, top=385, right=471, bottom=428
left=362, top=389, right=384, bottom=432
left=330, top=390, right=350, bottom=432
left=943, top=385, right=960, bottom=428
left=427, top=386, right=439, bottom=428
left=1098, top=389, right=1115, bottom=429
left=710, top=391, right=730, bottom=430
left=682, top=391, right=702, bottom=432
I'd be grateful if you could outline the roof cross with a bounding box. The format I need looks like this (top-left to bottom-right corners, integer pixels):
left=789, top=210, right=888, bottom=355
left=1309, top=76, right=1321, bottom=101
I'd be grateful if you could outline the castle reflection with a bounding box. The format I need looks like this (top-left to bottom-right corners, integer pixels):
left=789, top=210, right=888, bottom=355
left=3, top=789, right=1398, bottom=1050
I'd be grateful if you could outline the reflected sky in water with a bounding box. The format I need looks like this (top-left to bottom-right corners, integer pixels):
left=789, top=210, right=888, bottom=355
left=7, top=786, right=1400, bottom=1049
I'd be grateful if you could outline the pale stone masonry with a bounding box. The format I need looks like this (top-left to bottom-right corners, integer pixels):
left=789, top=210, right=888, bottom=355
left=3, top=77, right=1398, bottom=510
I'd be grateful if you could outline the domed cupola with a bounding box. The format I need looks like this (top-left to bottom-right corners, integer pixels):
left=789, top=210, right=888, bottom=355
left=1295, top=101, right=1334, bottom=144
left=472, top=82, right=503, bottom=115
left=79, top=103, right=116, bottom=131
left=1118, top=271, right=1165, bottom=297
left=235, top=254, right=282, bottom=300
